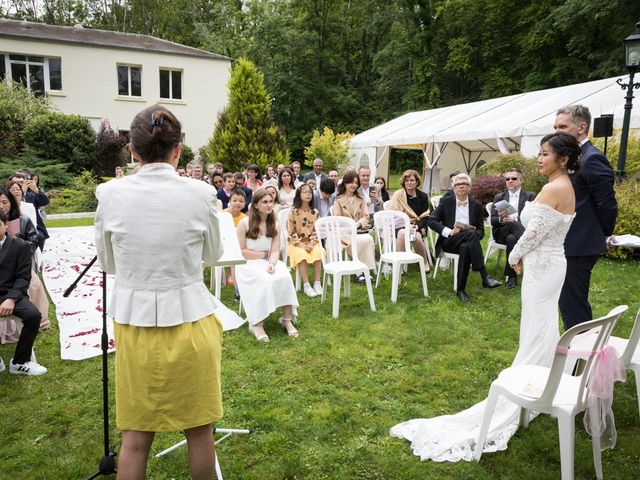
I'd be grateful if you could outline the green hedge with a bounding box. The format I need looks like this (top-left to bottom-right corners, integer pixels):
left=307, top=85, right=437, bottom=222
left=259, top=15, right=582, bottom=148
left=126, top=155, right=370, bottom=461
left=23, top=112, right=96, bottom=174
left=47, top=171, right=98, bottom=214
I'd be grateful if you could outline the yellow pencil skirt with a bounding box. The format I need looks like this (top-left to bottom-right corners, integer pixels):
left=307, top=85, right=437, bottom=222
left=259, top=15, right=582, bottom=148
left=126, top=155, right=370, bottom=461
left=114, top=313, right=223, bottom=432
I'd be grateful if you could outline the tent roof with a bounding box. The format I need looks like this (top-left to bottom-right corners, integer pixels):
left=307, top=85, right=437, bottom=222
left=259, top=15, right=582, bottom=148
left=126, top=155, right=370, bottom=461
left=350, top=75, right=640, bottom=150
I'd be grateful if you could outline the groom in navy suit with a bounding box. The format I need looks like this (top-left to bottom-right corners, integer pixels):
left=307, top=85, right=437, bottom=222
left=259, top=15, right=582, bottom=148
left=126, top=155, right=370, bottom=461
left=554, top=105, right=617, bottom=330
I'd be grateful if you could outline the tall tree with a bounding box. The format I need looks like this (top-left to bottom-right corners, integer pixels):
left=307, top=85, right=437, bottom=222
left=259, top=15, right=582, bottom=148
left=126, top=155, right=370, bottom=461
left=207, top=58, right=288, bottom=171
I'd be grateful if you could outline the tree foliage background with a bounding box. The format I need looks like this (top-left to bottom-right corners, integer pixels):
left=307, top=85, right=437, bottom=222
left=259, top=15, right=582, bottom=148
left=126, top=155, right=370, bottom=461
left=3, top=0, right=640, bottom=161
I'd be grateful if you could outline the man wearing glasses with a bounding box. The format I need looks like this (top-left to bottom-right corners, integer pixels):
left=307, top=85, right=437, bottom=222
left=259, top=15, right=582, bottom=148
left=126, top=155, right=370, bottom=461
left=490, top=169, right=537, bottom=288
left=428, top=173, right=502, bottom=303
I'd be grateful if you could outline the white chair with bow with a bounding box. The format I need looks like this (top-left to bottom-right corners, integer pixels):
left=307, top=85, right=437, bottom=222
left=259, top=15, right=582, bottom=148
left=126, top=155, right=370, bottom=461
left=474, top=305, right=628, bottom=480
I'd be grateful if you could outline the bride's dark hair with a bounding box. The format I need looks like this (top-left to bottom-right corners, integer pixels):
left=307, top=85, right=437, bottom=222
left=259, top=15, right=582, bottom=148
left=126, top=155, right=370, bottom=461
left=540, top=132, right=581, bottom=172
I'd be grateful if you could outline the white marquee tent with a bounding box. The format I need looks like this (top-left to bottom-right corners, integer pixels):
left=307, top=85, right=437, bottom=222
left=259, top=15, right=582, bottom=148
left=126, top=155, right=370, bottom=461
left=349, top=75, right=640, bottom=192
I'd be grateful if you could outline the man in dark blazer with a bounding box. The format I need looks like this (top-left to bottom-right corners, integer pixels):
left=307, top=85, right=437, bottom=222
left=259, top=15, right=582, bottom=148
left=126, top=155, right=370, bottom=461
left=554, top=105, right=617, bottom=330
left=0, top=211, right=47, bottom=376
left=428, top=173, right=501, bottom=303
left=302, top=158, right=328, bottom=190
left=490, top=168, right=537, bottom=288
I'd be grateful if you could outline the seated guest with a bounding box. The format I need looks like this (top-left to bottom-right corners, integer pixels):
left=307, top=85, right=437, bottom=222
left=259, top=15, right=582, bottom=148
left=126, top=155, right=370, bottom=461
left=115, top=166, right=125, bottom=178
left=263, top=185, right=286, bottom=215
left=357, top=166, right=383, bottom=217
left=234, top=173, right=253, bottom=211
left=287, top=184, right=324, bottom=298
left=8, top=181, right=37, bottom=229
left=191, top=164, right=205, bottom=181
left=211, top=173, right=224, bottom=192
left=0, top=210, right=47, bottom=375
left=388, top=169, right=431, bottom=271
left=278, top=167, right=297, bottom=207
left=9, top=173, right=49, bottom=251
left=291, top=160, right=305, bottom=184
left=306, top=178, right=317, bottom=191
left=177, top=166, right=187, bottom=176
left=216, top=172, right=237, bottom=209
left=223, top=189, right=247, bottom=300
left=490, top=168, right=537, bottom=288
left=236, top=189, right=299, bottom=342
left=314, top=178, right=336, bottom=218
left=244, top=164, right=263, bottom=192
left=333, top=171, right=376, bottom=284
left=427, top=173, right=501, bottom=303
left=302, top=158, right=327, bottom=190
left=374, top=176, right=390, bottom=202
left=328, top=168, right=340, bottom=187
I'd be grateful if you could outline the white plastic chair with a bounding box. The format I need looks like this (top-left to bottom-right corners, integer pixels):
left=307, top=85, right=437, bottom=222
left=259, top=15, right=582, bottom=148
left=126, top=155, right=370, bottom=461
left=484, top=202, right=507, bottom=266
left=431, top=240, right=460, bottom=292
left=572, top=309, right=640, bottom=421
left=314, top=216, right=376, bottom=318
left=427, top=195, right=442, bottom=259
left=209, top=212, right=246, bottom=299
left=277, top=208, right=301, bottom=291
left=373, top=211, right=428, bottom=303
left=474, top=305, right=628, bottom=480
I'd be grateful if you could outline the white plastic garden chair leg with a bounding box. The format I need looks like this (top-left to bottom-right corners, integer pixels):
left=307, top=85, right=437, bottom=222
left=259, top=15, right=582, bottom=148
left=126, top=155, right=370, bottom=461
left=634, top=365, right=640, bottom=420
left=332, top=273, right=342, bottom=318
left=211, top=266, right=223, bottom=299
left=557, top=414, right=575, bottom=480
left=344, top=275, right=351, bottom=298
left=364, top=271, right=376, bottom=312
left=473, top=388, right=500, bottom=460
left=391, top=262, right=402, bottom=303
left=418, top=261, right=428, bottom=298
left=295, top=267, right=301, bottom=291
left=375, top=260, right=383, bottom=288
left=321, top=272, right=327, bottom=303
left=432, top=257, right=440, bottom=280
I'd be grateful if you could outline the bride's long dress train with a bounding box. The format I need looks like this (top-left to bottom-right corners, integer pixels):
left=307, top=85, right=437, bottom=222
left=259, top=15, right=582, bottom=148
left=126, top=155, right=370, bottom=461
left=390, top=203, right=574, bottom=462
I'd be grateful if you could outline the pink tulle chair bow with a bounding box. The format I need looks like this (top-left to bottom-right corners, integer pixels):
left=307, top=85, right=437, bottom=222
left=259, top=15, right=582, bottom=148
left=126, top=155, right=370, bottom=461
left=556, top=343, right=626, bottom=450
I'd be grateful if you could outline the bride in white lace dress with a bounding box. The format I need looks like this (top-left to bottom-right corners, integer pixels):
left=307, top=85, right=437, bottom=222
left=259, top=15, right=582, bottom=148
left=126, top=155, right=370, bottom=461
left=390, top=132, right=582, bottom=462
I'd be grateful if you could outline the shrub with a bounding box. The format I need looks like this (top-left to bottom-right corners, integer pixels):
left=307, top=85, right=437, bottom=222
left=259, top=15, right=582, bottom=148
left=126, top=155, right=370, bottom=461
left=181, top=144, right=195, bottom=166
left=470, top=175, right=506, bottom=214
left=94, top=119, right=127, bottom=177
left=0, top=79, right=51, bottom=157
left=207, top=59, right=288, bottom=171
left=304, top=127, right=353, bottom=171
left=477, top=152, right=547, bottom=193
left=0, top=149, right=73, bottom=190
left=47, top=171, right=98, bottom=214
left=592, top=130, right=640, bottom=175
left=23, top=112, right=96, bottom=174
left=607, top=178, right=640, bottom=260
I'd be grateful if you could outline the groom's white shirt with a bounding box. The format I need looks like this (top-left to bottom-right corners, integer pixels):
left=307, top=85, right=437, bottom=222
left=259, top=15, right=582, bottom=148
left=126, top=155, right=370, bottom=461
left=95, top=162, right=224, bottom=327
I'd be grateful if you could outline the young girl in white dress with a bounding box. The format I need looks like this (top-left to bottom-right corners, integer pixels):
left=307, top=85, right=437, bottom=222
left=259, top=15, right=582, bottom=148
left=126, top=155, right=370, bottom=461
left=390, top=132, right=581, bottom=462
left=236, top=189, right=299, bottom=342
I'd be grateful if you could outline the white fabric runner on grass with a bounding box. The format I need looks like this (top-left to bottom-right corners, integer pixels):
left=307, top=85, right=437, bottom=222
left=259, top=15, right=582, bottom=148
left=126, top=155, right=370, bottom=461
left=43, top=226, right=244, bottom=361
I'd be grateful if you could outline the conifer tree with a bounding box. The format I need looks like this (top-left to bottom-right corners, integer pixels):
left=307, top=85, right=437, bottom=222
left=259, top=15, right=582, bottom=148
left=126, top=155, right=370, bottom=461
left=208, top=58, right=288, bottom=172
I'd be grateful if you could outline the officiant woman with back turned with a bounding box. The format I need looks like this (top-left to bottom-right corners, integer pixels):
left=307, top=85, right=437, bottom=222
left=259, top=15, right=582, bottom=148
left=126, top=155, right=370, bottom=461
left=95, top=105, right=224, bottom=480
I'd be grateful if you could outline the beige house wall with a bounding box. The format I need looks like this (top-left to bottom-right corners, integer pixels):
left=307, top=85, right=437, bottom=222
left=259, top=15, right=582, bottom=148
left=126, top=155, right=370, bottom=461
left=0, top=37, right=230, bottom=152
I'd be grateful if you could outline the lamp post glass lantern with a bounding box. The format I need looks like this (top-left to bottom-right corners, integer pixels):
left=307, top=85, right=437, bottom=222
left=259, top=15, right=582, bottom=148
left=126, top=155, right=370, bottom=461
left=617, top=20, right=640, bottom=180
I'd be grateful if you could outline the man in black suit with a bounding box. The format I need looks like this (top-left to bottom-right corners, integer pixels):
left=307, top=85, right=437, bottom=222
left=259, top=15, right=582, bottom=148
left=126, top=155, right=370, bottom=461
left=302, top=158, right=328, bottom=190
left=291, top=161, right=305, bottom=184
left=490, top=168, right=537, bottom=288
left=554, top=105, right=617, bottom=330
left=0, top=211, right=47, bottom=376
left=428, top=173, right=502, bottom=303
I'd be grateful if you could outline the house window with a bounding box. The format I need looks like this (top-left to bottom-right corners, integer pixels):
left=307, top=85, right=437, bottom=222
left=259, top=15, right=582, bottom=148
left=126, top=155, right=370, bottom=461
left=159, top=69, right=182, bottom=100
left=3, top=54, right=62, bottom=95
left=117, top=65, right=142, bottom=97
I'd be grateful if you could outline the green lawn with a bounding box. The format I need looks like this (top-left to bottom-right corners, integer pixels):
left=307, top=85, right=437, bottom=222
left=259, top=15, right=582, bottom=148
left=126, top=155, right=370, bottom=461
left=1, top=227, right=639, bottom=479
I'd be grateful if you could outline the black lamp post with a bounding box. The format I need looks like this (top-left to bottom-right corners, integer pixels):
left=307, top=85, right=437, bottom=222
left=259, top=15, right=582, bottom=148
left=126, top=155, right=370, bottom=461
left=616, top=20, right=640, bottom=180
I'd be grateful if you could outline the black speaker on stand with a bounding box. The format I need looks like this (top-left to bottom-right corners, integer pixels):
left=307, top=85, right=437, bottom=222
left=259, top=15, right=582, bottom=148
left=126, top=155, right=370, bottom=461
left=593, top=114, right=614, bottom=157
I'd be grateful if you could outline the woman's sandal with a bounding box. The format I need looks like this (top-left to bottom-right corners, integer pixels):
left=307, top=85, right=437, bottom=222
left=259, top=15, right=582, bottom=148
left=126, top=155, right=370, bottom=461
left=250, top=323, right=270, bottom=343
left=280, top=317, right=299, bottom=337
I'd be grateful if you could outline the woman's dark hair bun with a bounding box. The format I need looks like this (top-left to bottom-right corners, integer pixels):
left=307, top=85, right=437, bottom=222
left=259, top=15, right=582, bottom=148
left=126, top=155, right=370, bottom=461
left=130, top=106, right=181, bottom=163
left=540, top=132, right=581, bottom=172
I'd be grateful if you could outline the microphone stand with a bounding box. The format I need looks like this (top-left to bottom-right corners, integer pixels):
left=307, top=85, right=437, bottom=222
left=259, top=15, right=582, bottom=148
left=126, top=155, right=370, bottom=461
left=64, top=256, right=117, bottom=478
